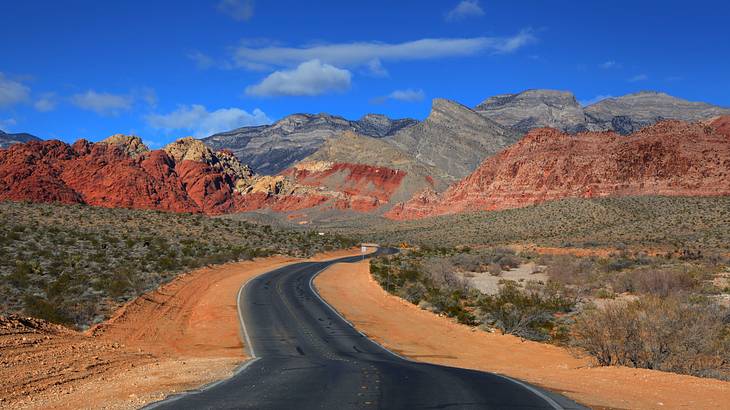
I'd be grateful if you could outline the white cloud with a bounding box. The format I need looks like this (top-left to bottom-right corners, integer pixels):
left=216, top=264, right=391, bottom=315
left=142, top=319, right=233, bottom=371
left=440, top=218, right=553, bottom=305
left=134, top=87, right=158, bottom=109
left=364, top=59, right=388, bottom=77
left=34, top=92, right=57, bottom=112
left=445, top=0, right=485, bottom=22
left=245, top=59, right=352, bottom=97
left=147, top=104, right=271, bottom=137
left=372, top=88, right=426, bottom=104
left=232, top=31, right=537, bottom=70
left=217, top=0, right=254, bottom=21
left=0, top=73, right=31, bottom=107
left=580, top=94, right=613, bottom=106
left=599, top=60, right=621, bottom=69
left=389, top=89, right=425, bottom=102
left=71, top=90, right=133, bottom=116
left=0, top=118, right=17, bottom=130
left=628, top=74, right=648, bottom=82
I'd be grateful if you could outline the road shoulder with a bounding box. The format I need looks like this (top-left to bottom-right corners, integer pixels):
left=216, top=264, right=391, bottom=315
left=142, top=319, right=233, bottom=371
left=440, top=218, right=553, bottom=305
left=0, top=249, right=360, bottom=410
left=314, top=260, right=730, bottom=410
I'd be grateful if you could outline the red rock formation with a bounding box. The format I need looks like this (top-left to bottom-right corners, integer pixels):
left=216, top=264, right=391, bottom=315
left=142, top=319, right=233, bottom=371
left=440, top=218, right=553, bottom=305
left=386, top=119, right=730, bottom=220
left=0, top=139, right=235, bottom=214
left=279, top=161, right=406, bottom=212
left=710, top=115, right=730, bottom=137
left=0, top=137, right=410, bottom=215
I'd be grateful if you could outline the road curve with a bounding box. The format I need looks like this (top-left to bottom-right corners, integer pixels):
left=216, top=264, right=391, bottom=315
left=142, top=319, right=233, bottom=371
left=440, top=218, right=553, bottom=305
left=146, top=250, right=584, bottom=409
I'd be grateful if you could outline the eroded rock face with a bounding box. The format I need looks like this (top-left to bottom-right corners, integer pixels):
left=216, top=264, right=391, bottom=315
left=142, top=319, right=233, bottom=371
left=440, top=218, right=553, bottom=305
left=280, top=161, right=407, bottom=212
left=386, top=99, right=520, bottom=179
left=203, top=113, right=417, bottom=175
left=386, top=118, right=730, bottom=220
left=101, top=134, right=149, bottom=158
left=475, top=89, right=730, bottom=135
left=584, top=92, right=730, bottom=133
left=0, top=137, right=272, bottom=214
left=476, top=90, right=588, bottom=134
left=0, top=130, right=41, bottom=149
left=0, top=134, right=415, bottom=215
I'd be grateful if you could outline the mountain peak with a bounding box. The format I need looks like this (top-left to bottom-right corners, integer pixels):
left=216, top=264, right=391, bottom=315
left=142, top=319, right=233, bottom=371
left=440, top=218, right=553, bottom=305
left=475, top=89, right=585, bottom=134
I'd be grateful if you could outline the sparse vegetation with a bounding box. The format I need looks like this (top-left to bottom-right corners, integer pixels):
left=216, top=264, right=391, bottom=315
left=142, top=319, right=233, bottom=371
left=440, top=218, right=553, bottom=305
left=371, top=245, right=730, bottom=380
left=319, top=196, right=730, bottom=253
left=572, top=297, right=730, bottom=379
left=0, top=201, right=356, bottom=329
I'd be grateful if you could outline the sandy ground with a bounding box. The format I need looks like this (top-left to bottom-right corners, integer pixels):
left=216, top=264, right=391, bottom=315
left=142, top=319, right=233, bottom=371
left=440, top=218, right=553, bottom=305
left=463, top=262, right=548, bottom=295
left=314, top=260, right=730, bottom=410
left=0, top=248, right=360, bottom=410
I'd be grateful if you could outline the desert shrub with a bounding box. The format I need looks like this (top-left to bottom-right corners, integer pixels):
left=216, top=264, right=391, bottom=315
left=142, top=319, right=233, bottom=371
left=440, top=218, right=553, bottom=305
left=612, top=268, right=698, bottom=297
left=545, top=256, right=595, bottom=286
left=478, top=281, right=574, bottom=341
left=398, top=281, right=427, bottom=304
left=0, top=201, right=357, bottom=329
left=23, top=295, right=72, bottom=325
left=422, top=258, right=468, bottom=292
left=487, top=263, right=502, bottom=276
left=572, top=297, right=730, bottom=378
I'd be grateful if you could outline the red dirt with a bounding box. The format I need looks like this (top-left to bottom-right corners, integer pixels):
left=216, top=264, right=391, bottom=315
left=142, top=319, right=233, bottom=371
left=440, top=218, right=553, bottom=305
left=387, top=118, right=730, bottom=220
left=314, top=261, right=730, bottom=410
left=0, top=249, right=361, bottom=409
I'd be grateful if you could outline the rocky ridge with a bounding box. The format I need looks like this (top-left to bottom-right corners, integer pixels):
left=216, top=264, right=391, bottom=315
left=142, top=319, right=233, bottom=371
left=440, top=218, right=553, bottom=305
left=386, top=98, right=521, bottom=179
left=0, top=134, right=418, bottom=215
left=203, top=113, right=417, bottom=175
left=0, top=129, right=41, bottom=149
left=386, top=117, right=730, bottom=220
left=476, top=89, right=730, bottom=135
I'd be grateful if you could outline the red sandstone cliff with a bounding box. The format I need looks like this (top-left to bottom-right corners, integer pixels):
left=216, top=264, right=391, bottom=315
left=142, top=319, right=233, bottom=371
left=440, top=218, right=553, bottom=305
left=386, top=118, right=730, bottom=220
left=0, top=135, right=412, bottom=215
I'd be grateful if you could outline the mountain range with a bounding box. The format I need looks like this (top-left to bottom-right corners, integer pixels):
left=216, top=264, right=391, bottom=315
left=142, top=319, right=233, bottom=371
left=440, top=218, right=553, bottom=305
left=1, top=89, right=729, bottom=220
left=203, top=113, right=417, bottom=175
left=0, top=130, right=41, bottom=149
left=386, top=117, right=730, bottom=220
left=476, top=90, right=730, bottom=135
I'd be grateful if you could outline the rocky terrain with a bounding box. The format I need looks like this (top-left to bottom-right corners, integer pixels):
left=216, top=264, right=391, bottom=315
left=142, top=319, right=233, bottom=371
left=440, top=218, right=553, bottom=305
left=387, top=117, right=730, bottom=220
left=0, top=135, right=255, bottom=214
left=0, top=130, right=40, bottom=149
left=475, top=89, right=588, bottom=134
left=304, top=131, right=453, bottom=202
left=203, top=113, right=416, bottom=175
left=386, top=98, right=520, bottom=179
left=476, top=89, right=730, bottom=134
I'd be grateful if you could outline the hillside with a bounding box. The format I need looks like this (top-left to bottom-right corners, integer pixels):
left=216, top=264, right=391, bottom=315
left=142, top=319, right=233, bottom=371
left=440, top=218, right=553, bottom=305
left=584, top=91, right=730, bottom=134
left=387, top=118, right=730, bottom=220
left=386, top=98, right=520, bottom=179
left=320, top=195, right=730, bottom=252
left=476, top=89, right=730, bottom=134
left=303, top=131, right=453, bottom=202
left=203, top=113, right=416, bottom=175
left=475, top=89, right=587, bottom=133
left=0, top=130, right=41, bottom=149
left=0, top=201, right=354, bottom=329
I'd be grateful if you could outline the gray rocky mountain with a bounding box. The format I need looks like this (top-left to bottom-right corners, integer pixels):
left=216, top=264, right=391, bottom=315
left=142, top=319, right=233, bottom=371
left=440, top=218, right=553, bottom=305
left=203, top=113, right=416, bottom=175
left=583, top=91, right=730, bottom=134
left=475, top=89, right=587, bottom=134
left=0, top=130, right=40, bottom=149
left=386, top=98, right=521, bottom=179
left=475, top=89, right=730, bottom=135
left=304, top=131, right=454, bottom=203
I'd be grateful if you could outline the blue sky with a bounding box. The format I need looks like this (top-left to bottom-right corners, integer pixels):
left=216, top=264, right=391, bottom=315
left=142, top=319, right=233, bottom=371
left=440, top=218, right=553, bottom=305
left=1, top=0, right=729, bottom=147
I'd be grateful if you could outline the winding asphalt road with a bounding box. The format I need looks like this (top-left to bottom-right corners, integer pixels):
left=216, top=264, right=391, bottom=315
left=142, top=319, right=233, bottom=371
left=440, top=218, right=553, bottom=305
left=147, top=250, right=584, bottom=409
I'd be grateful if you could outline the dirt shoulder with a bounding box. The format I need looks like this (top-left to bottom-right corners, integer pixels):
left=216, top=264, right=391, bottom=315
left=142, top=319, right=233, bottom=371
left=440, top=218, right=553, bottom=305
left=0, top=248, right=360, bottom=410
left=314, top=260, right=730, bottom=410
